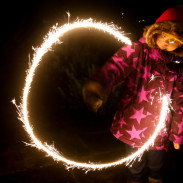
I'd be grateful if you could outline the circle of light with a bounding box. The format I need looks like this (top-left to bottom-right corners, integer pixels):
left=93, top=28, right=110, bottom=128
left=18, top=19, right=169, bottom=171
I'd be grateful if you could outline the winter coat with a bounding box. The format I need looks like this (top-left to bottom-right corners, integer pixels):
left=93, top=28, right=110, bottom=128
left=92, top=37, right=183, bottom=150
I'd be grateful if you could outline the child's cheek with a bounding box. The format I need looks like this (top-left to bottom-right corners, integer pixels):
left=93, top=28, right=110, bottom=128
left=166, top=45, right=178, bottom=51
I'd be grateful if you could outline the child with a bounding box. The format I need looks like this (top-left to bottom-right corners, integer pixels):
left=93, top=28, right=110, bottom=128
left=82, top=5, right=183, bottom=183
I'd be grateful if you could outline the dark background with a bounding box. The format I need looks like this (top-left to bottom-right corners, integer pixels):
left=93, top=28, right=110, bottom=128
left=1, top=0, right=183, bottom=182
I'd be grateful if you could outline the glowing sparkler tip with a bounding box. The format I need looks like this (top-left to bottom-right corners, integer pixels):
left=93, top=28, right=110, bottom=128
left=66, top=11, right=71, bottom=17
left=11, top=98, right=16, bottom=105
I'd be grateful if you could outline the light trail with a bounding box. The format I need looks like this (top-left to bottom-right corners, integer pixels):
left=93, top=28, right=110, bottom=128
left=13, top=18, right=169, bottom=171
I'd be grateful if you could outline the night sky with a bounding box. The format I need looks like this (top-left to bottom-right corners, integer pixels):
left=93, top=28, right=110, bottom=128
left=1, top=0, right=183, bottom=182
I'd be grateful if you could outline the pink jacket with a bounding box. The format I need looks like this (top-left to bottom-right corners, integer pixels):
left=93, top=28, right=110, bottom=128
left=93, top=37, right=183, bottom=150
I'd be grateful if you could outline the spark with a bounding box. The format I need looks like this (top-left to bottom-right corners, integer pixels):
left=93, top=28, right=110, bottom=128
left=121, top=13, right=124, bottom=19
left=66, top=11, right=71, bottom=24
left=150, top=96, right=154, bottom=105
left=11, top=98, right=16, bottom=105
left=13, top=18, right=169, bottom=171
left=149, top=74, right=155, bottom=83
left=148, top=74, right=161, bottom=84
left=173, top=60, right=180, bottom=64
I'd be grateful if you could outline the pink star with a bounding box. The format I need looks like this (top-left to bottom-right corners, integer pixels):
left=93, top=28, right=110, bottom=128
left=127, top=77, right=136, bottom=88
left=178, top=122, right=183, bottom=135
left=155, top=145, right=164, bottom=150
left=144, top=49, right=149, bottom=60
left=142, top=127, right=148, bottom=132
left=131, top=142, right=136, bottom=146
left=114, top=130, right=123, bottom=138
left=126, top=125, right=144, bottom=140
left=144, top=48, right=149, bottom=53
left=169, top=76, right=175, bottom=82
left=173, top=87, right=179, bottom=92
left=119, top=117, right=127, bottom=127
left=178, top=107, right=183, bottom=114
left=152, top=120, right=157, bottom=127
left=132, top=57, right=138, bottom=69
left=172, top=134, right=183, bottom=143
left=130, top=107, right=146, bottom=124
left=122, top=45, right=135, bottom=57
left=139, top=37, right=146, bottom=43
left=160, top=131, right=168, bottom=139
left=138, top=86, right=150, bottom=103
left=149, top=49, right=162, bottom=60
left=141, top=127, right=148, bottom=138
left=122, top=95, right=132, bottom=108
left=142, top=65, right=152, bottom=81
left=149, top=89, right=156, bottom=100
left=154, top=71, right=160, bottom=75
left=112, top=56, right=128, bottom=73
left=146, top=112, right=152, bottom=116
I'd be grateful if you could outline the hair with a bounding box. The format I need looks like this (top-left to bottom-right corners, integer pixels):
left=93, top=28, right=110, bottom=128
left=143, top=21, right=183, bottom=52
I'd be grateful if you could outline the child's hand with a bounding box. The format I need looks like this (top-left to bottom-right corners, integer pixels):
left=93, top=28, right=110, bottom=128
left=82, top=81, right=106, bottom=113
left=173, top=142, right=180, bottom=150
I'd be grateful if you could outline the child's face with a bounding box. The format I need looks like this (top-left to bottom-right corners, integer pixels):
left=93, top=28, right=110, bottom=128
left=156, top=33, right=181, bottom=51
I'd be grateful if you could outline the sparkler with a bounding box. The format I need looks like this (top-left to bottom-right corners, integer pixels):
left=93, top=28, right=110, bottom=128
left=13, top=17, right=170, bottom=171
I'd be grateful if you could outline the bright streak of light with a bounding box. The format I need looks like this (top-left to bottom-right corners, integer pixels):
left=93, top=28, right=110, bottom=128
left=13, top=18, right=169, bottom=171
left=66, top=11, right=71, bottom=24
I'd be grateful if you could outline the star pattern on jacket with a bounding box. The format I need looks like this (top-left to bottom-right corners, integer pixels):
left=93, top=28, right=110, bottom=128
left=155, top=145, right=165, bottom=150
left=122, top=45, right=135, bottom=57
left=141, top=127, right=148, bottom=138
left=94, top=37, right=183, bottom=149
left=152, top=120, right=157, bottom=127
left=130, top=107, right=146, bottom=124
left=112, top=56, right=128, bottom=73
left=178, top=122, right=183, bottom=135
left=138, top=86, right=150, bottom=103
left=178, top=107, right=183, bottom=114
left=119, top=116, right=127, bottom=127
left=122, top=95, right=132, bottom=108
left=114, top=130, right=123, bottom=138
left=149, top=49, right=163, bottom=60
left=160, top=131, right=168, bottom=142
left=172, top=134, right=183, bottom=143
left=126, top=125, right=144, bottom=140
left=149, top=89, right=156, bottom=103
left=132, top=57, right=138, bottom=69
left=127, top=77, right=136, bottom=88
left=142, top=65, right=152, bottom=81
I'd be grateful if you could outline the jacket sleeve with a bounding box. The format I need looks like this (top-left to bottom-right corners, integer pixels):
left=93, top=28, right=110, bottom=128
left=169, top=72, right=183, bottom=144
left=91, top=42, right=142, bottom=96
